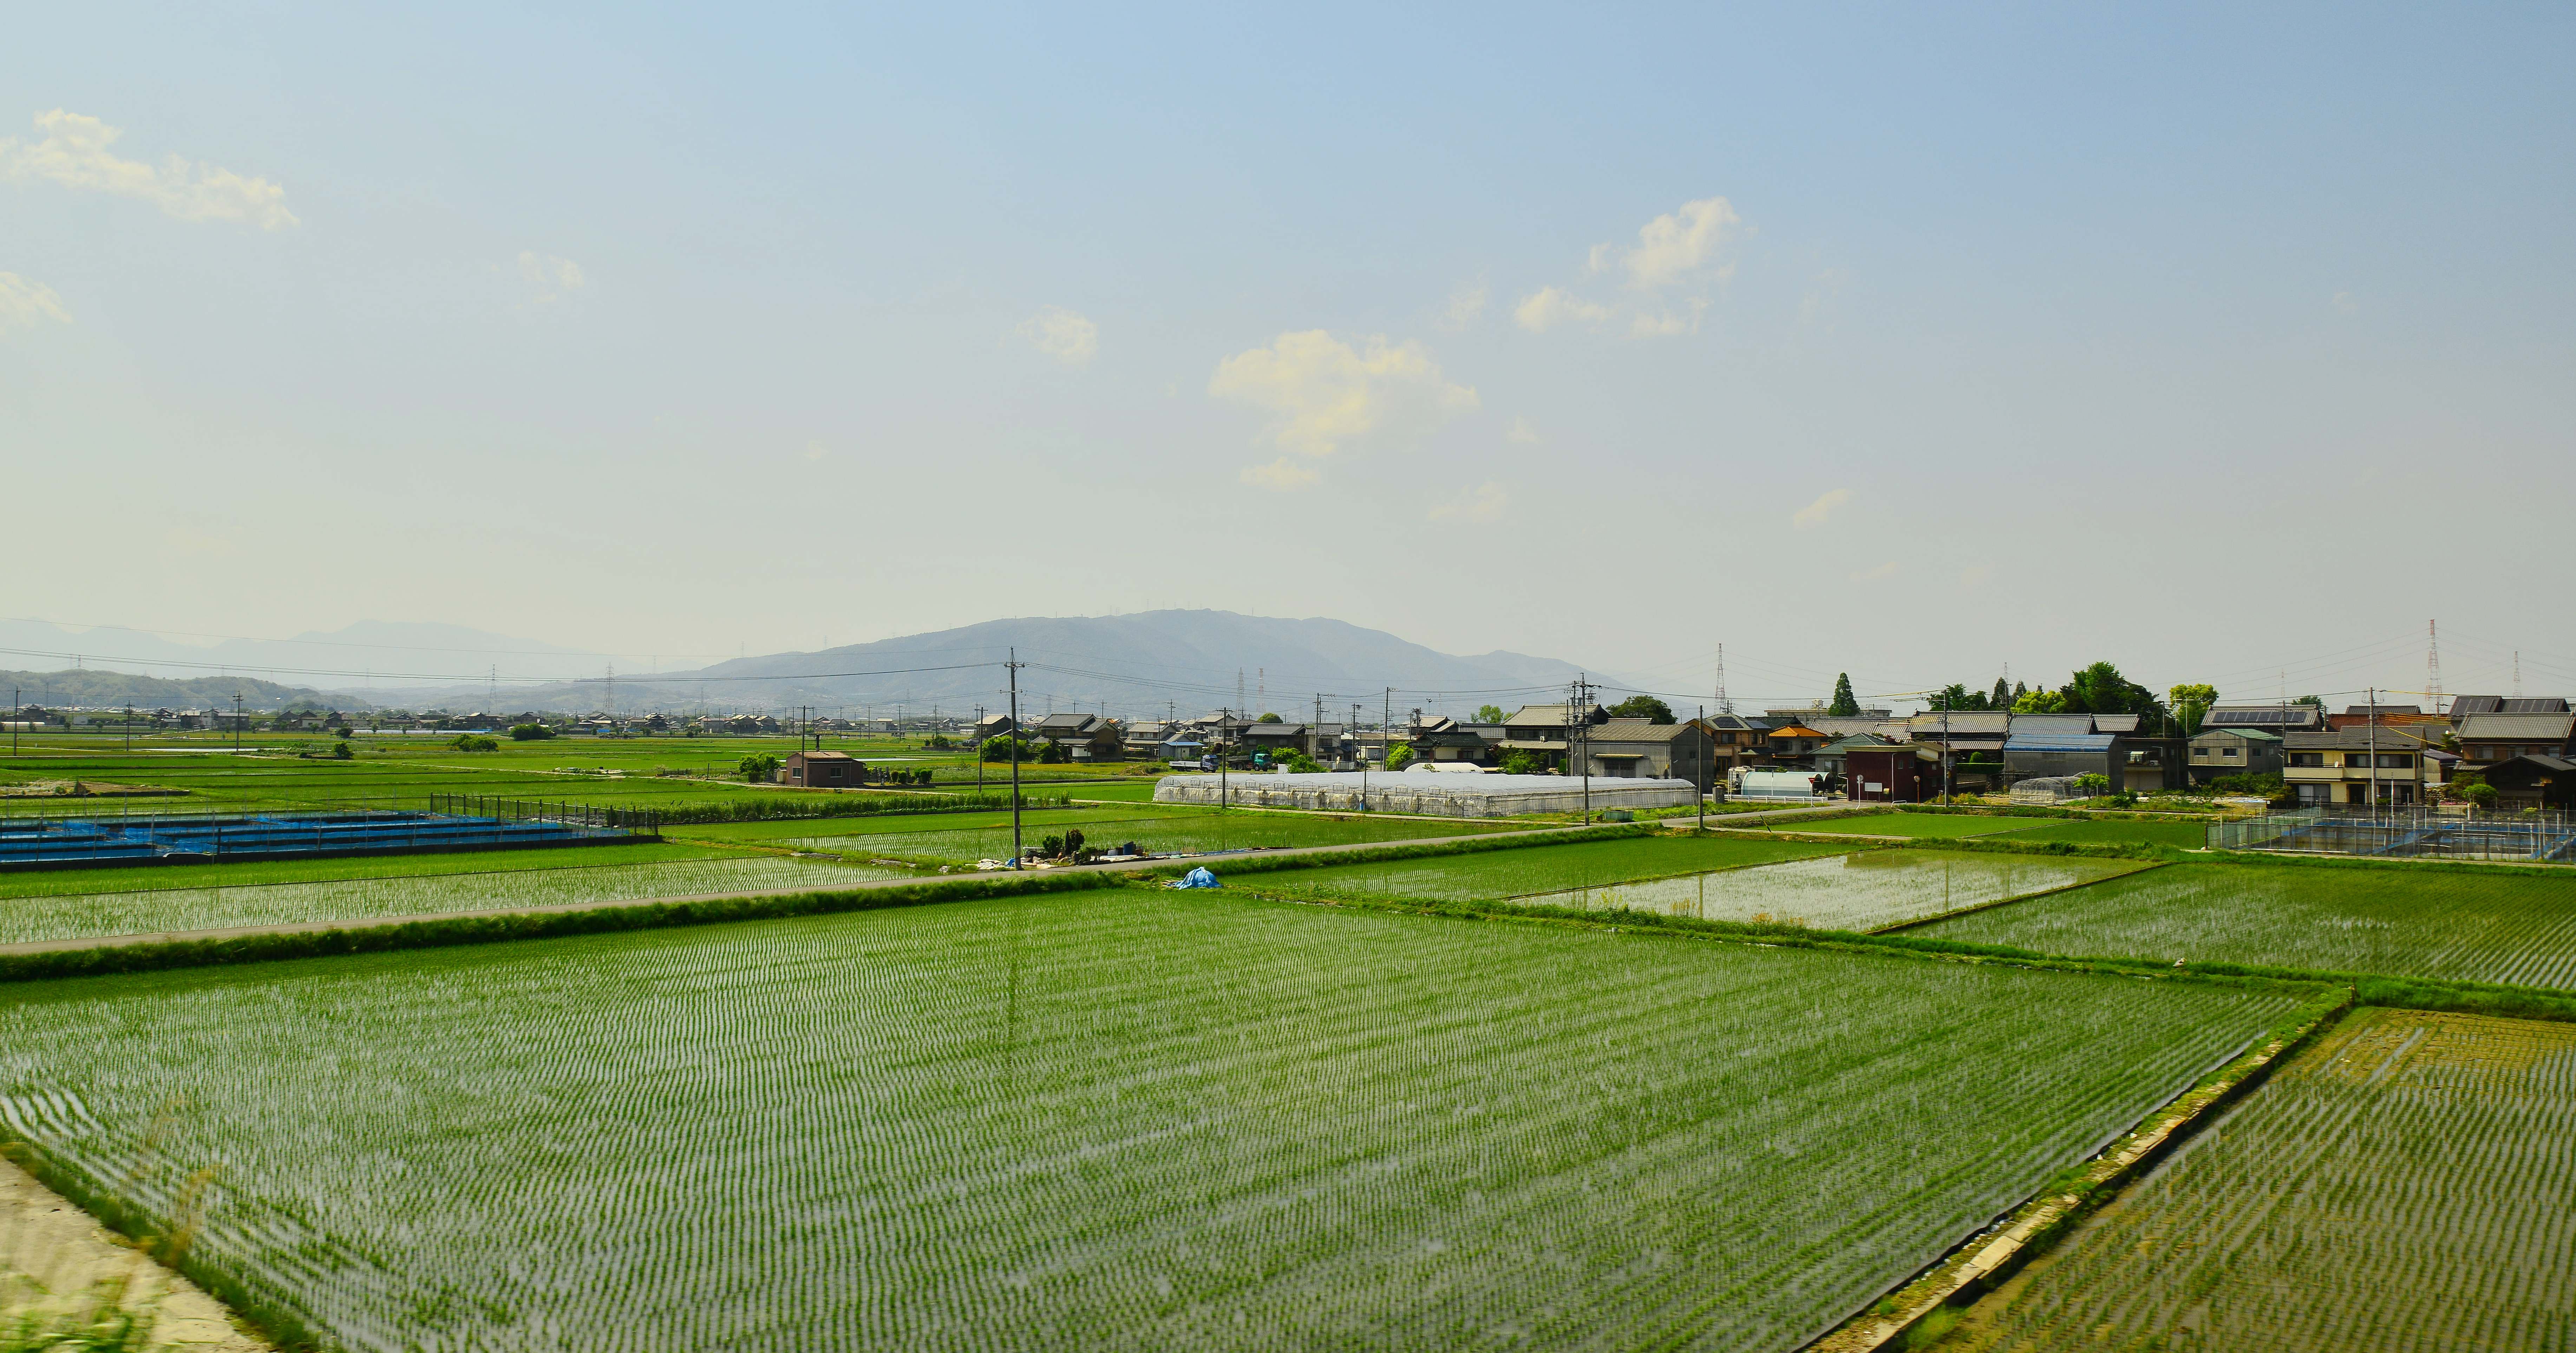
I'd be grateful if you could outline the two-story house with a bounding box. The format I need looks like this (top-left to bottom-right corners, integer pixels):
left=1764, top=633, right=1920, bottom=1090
left=2283, top=726, right=2448, bottom=806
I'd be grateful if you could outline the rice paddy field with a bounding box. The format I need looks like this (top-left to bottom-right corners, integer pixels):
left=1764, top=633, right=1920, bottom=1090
left=777, top=811, right=1506, bottom=863
left=0, top=892, right=2303, bottom=1352
left=1943, top=1008, right=2576, bottom=1351
left=0, top=854, right=906, bottom=945
left=1782, top=813, right=2212, bottom=848
left=1918, top=861, right=2576, bottom=989
left=669, top=805, right=1185, bottom=844
left=1229, top=834, right=1859, bottom=904
left=0, top=840, right=738, bottom=899
left=1523, top=851, right=2154, bottom=932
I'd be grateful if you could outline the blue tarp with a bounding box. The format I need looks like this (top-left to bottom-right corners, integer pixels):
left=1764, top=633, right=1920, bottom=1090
left=1171, top=867, right=1221, bottom=889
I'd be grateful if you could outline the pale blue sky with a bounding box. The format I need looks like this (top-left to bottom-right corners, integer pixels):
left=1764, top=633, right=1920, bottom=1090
left=4, top=3, right=2570, bottom=705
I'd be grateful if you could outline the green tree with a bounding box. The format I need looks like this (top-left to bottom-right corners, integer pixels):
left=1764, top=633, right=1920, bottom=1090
left=1385, top=743, right=1415, bottom=770
left=1256, top=712, right=1283, bottom=723
left=449, top=734, right=498, bottom=752
left=1499, top=749, right=1542, bottom=775
left=1929, top=684, right=1985, bottom=712
left=1989, top=677, right=2010, bottom=709
left=1828, top=673, right=1859, bottom=717
left=1475, top=704, right=1506, bottom=724
left=1606, top=695, right=1675, bottom=724
left=2059, top=662, right=2167, bottom=721
left=2168, top=683, right=2219, bottom=736
left=979, top=734, right=1043, bottom=763
left=2293, top=695, right=2325, bottom=710
left=2013, top=688, right=2068, bottom=714
left=2070, top=772, right=2112, bottom=796
left=738, top=753, right=779, bottom=783
left=509, top=722, right=556, bottom=741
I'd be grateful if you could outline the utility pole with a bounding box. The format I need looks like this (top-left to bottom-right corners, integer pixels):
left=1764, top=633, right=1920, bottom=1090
left=1352, top=702, right=1364, bottom=803
left=1941, top=703, right=1953, bottom=804
left=1571, top=675, right=1594, bottom=822
left=125, top=703, right=133, bottom=754
left=10, top=685, right=16, bottom=756
left=233, top=692, right=243, bottom=752
left=1218, top=707, right=1231, bottom=811
left=1312, top=693, right=1324, bottom=763
left=975, top=704, right=986, bottom=795
left=2367, top=685, right=2381, bottom=815
left=1382, top=688, right=1393, bottom=774
left=1007, top=652, right=1024, bottom=867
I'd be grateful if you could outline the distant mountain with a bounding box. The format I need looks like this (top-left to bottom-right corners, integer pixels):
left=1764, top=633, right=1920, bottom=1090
left=377, top=611, right=1617, bottom=718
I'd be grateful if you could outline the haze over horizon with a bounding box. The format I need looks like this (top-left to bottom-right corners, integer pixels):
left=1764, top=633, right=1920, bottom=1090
left=6, top=5, right=2570, bottom=704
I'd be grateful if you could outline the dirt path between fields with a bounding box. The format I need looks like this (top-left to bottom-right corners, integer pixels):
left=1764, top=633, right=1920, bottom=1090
left=0, top=1157, right=268, bottom=1349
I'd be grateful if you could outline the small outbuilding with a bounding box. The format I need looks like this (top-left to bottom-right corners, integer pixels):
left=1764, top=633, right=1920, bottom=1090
left=1845, top=742, right=1940, bottom=803
left=2480, top=755, right=2576, bottom=812
left=784, top=750, right=866, bottom=788
left=2188, top=728, right=2282, bottom=784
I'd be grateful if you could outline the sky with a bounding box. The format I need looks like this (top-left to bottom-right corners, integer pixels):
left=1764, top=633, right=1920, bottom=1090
left=4, top=2, right=2571, bottom=710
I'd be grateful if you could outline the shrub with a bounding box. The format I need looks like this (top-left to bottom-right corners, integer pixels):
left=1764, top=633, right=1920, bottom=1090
left=1385, top=744, right=1416, bottom=770
left=2071, top=773, right=2112, bottom=796
left=450, top=735, right=499, bottom=752
left=509, top=723, right=556, bottom=742
left=1499, top=750, right=1542, bottom=776
left=332, top=741, right=353, bottom=760
left=980, top=735, right=1045, bottom=763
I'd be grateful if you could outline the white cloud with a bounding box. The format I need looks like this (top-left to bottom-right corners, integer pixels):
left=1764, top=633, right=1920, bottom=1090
left=1506, top=415, right=1540, bottom=444
left=519, top=251, right=586, bottom=303
left=0, top=273, right=72, bottom=332
left=0, top=110, right=297, bottom=229
left=1513, top=286, right=1611, bottom=333
left=1429, top=481, right=1509, bottom=523
left=1849, top=560, right=1899, bottom=582
left=1019, top=305, right=1099, bottom=365
left=2332, top=290, right=2360, bottom=316
left=1616, top=196, right=1739, bottom=290
left=1630, top=298, right=1709, bottom=338
left=1209, top=330, right=1478, bottom=487
left=803, top=440, right=828, bottom=462
left=1438, top=278, right=1488, bottom=331
left=1240, top=457, right=1320, bottom=491
left=1792, top=488, right=1851, bottom=528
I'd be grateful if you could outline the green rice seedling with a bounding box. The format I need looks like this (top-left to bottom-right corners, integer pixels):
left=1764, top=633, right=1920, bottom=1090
left=0, top=894, right=2300, bottom=1351
left=1235, top=834, right=1855, bottom=904
left=0, top=856, right=905, bottom=945
left=1940, top=1009, right=2576, bottom=1350
left=1919, top=860, right=2576, bottom=989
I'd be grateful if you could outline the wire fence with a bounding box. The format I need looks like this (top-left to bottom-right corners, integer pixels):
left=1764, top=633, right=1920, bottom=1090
left=2210, top=806, right=2576, bottom=862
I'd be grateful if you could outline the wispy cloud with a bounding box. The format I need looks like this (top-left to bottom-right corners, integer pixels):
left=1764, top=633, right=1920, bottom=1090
left=1792, top=488, right=1851, bottom=528
left=1240, top=457, right=1320, bottom=491
left=1210, top=330, right=1478, bottom=488
left=518, top=251, right=586, bottom=303
left=2332, top=290, right=2360, bottom=316
left=1850, top=560, right=1898, bottom=582
left=0, top=272, right=72, bottom=332
left=0, top=110, right=297, bottom=229
left=1438, top=277, right=1488, bottom=331
left=1513, top=285, right=1610, bottom=333
left=1429, top=481, right=1509, bottom=523
left=1019, top=305, right=1099, bottom=365
left=1505, top=415, right=1540, bottom=444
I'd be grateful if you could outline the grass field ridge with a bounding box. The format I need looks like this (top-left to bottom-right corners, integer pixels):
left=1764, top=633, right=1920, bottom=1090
left=1804, top=988, right=2353, bottom=1353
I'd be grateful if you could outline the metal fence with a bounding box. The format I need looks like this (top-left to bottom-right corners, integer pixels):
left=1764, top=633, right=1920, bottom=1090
left=2210, top=806, right=2576, bottom=862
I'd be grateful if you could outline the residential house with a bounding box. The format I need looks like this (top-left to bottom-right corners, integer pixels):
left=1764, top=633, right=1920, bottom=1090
left=1030, top=712, right=1123, bottom=761
left=2454, top=712, right=2576, bottom=768
left=972, top=714, right=1017, bottom=744
left=783, top=750, right=866, bottom=788
left=2002, top=714, right=2120, bottom=788
left=2328, top=704, right=2447, bottom=733
left=1239, top=721, right=1312, bottom=765
left=1120, top=720, right=1173, bottom=760
left=1581, top=718, right=1717, bottom=791
left=1405, top=716, right=1492, bottom=765
left=1499, top=703, right=1607, bottom=770
left=2188, top=728, right=2283, bottom=784
left=2199, top=703, right=2328, bottom=734
left=2447, top=696, right=2571, bottom=720
left=1818, top=731, right=1892, bottom=782
left=2283, top=726, right=2447, bottom=806
left=2480, top=756, right=2576, bottom=812
left=1762, top=722, right=1830, bottom=767
left=1703, top=714, right=1771, bottom=778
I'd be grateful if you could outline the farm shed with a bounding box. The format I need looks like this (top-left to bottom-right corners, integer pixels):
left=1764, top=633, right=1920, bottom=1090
left=783, top=751, right=865, bottom=788
left=1151, top=770, right=1695, bottom=817
left=1846, top=743, right=1940, bottom=803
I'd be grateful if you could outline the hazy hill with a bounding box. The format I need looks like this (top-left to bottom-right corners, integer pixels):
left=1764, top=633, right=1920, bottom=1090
left=393, top=611, right=1614, bottom=718
left=0, top=669, right=323, bottom=711
left=0, top=619, right=616, bottom=686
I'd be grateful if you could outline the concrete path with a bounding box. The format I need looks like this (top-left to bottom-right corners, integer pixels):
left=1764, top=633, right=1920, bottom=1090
left=0, top=1158, right=266, bottom=1350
